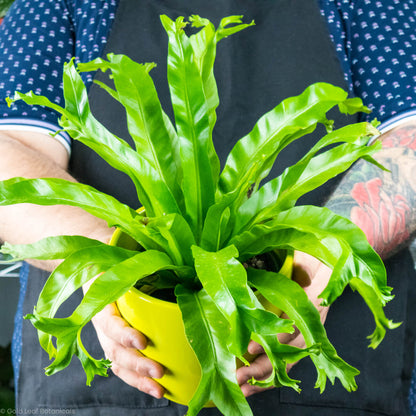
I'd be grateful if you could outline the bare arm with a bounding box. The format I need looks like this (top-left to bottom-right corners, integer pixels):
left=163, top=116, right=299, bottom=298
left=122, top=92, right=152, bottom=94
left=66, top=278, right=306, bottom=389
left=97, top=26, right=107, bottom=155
left=0, top=130, right=165, bottom=397
left=237, top=120, right=416, bottom=396
left=325, top=119, right=416, bottom=259
left=0, top=130, right=114, bottom=267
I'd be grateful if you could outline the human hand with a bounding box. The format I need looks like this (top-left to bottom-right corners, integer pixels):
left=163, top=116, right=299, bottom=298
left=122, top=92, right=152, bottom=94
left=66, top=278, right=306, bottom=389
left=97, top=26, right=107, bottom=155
left=236, top=251, right=331, bottom=397
left=91, top=302, right=165, bottom=399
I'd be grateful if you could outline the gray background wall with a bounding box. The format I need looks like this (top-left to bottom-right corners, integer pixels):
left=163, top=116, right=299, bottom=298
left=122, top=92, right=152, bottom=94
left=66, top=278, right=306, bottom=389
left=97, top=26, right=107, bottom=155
left=0, top=260, right=21, bottom=347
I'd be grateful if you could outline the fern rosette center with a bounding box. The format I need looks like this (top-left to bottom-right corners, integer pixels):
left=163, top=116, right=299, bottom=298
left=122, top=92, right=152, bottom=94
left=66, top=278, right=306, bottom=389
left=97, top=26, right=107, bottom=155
left=0, top=14, right=398, bottom=416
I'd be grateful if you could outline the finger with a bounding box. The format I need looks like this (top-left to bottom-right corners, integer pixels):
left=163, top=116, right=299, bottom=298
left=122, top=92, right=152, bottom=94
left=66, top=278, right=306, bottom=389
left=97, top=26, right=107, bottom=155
left=95, top=320, right=164, bottom=379
left=240, top=381, right=273, bottom=398
left=277, top=326, right=301, bottom=345
left=111, top=364, right=165, bottom=399
left=236, top=354, right=275, bottom=398
left=104, top=342, right=164, bottom=379
left=247, top=340, right=264, bottom=355
left=93, top=303, right=147, bottom=350
left=236, top=353, right=272, bottom=386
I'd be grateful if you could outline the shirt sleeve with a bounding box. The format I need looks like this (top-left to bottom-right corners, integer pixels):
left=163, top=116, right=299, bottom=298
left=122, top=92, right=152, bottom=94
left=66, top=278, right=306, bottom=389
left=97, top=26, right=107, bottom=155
left=320, top=0, right=416, bottom=123
left=0, top=0, right=74, bottom=135
left=0, top=0, right=117, bottom=154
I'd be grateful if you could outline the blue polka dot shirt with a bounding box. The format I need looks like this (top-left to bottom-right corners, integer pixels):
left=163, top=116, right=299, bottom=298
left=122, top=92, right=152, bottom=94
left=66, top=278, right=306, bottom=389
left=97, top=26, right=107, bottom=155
left=1, top=0, right=416, bottom=412
left=320, top=0, right=416, bottom=125
left=0, top=0, right=118, bottom=152
left=1, top=0, right=416, bottom=151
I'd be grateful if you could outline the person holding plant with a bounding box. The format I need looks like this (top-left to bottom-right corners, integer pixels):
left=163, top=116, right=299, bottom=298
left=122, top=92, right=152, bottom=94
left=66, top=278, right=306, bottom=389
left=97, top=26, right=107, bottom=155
left=0, top=0, right=415, bottom=415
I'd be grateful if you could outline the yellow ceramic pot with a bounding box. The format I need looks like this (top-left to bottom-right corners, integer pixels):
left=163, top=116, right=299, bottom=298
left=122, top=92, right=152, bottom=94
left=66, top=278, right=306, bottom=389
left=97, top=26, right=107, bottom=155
left=111, top=226, right=293, bottom=406
left=116, top=285, right=201, bottom=405
left=110, top=226, right=201, bottom=405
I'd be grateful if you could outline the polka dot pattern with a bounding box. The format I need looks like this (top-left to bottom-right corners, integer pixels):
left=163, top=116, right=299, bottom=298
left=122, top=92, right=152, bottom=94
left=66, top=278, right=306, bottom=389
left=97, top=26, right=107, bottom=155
left=0, top=0, right=118, bottom=400
left=0, top=0, right=117, bottom=125
left=320, top=2, right=416, bottom=411
left=1, top=1, right=416, bottom=411
left=320, top=0, right=416, bottom=122
left=1, top=0, right=415, bottom=126
left=411, top=364, right=416, bottom=416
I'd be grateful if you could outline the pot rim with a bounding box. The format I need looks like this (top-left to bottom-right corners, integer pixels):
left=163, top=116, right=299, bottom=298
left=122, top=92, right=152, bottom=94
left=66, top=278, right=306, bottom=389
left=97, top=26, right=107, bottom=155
left=110, top=225, right=180, bottom=310
left=110, top=209, right=293, bottom=310
left=126, top=285, right=179, bottom=310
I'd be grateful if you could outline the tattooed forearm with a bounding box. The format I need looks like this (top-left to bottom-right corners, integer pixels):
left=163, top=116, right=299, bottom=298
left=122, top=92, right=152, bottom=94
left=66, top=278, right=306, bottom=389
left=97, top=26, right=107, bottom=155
left=325, top=120, right=416, bottom=259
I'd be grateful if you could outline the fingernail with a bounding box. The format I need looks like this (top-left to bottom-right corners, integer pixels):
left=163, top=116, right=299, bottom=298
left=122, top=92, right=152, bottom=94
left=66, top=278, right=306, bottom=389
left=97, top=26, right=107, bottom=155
left=150, top=389, right=162, bottom=399
left=133, top=338, right=145, bottom=350
left=150, top=368, right=162, bottom=379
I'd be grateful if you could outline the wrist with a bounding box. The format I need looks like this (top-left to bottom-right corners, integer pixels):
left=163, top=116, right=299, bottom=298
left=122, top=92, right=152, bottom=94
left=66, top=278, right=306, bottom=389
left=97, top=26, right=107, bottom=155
left=325, top=117, right=416, bottom=259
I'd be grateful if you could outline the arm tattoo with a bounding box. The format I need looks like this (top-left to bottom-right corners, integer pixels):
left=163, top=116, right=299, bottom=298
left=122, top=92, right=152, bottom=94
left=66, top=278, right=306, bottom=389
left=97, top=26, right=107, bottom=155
left=325, top=121, right=416, bottom=259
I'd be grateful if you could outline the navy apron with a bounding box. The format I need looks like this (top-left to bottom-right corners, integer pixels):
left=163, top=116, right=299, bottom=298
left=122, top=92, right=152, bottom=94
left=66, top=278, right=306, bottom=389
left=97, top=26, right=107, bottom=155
left=17, top=1, right=416, bottom=415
